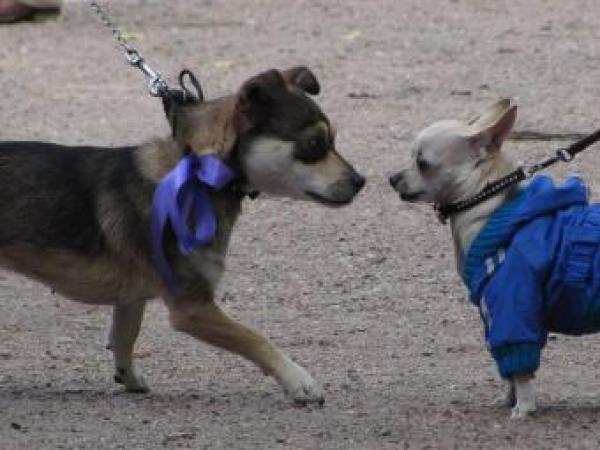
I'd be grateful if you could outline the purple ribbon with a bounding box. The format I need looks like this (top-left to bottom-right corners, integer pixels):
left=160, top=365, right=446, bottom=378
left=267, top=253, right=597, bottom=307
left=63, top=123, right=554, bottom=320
left=150, top=154, right=235, bottom=293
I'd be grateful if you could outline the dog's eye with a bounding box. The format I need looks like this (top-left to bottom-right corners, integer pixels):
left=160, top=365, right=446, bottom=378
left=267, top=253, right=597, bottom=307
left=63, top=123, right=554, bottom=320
left=295, top=135, right=328, bottom=163
left=417, top=158, right=431, bottom=172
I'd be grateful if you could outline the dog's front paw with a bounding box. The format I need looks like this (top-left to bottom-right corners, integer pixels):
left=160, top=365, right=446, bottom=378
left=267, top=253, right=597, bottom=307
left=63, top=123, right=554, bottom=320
left=511, top=401, right=536, bottom=419
left=114, top=369, right=150, bottom=394
left=277, top=358, right=324, bottom=406
left=287, top=376, right=324, bottom=407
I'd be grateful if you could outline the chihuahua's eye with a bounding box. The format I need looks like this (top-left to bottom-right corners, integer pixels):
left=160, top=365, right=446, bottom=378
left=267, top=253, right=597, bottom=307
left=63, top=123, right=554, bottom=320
left=294, top=135, right=328, bottom=163
left=417, top=158, right=431, bottom=172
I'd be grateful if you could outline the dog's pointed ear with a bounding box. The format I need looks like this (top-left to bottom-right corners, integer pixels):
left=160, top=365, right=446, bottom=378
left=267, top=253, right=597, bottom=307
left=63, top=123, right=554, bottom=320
left=467, top=100, right=517, bottom=153
left=235, top=69, right=287, bottom=131
left=281, top=66, right=320, bottom=95
left=467, top=98, right=512, bottom=128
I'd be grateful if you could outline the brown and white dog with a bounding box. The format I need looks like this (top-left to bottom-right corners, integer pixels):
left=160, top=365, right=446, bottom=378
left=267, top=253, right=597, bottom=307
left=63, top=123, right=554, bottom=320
left=0, top=67, right=365, bottom=405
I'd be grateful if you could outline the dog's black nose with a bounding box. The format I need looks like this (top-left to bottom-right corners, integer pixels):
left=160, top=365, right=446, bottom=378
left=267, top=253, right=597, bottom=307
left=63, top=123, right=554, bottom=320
left=389, top=172, right=403, bottom=187
left=352, top=173, right=366, bottom=190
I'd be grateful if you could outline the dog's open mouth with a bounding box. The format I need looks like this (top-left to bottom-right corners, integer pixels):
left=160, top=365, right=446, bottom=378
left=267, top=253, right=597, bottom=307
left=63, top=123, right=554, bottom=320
left=305, top=191, right=353, bottom=207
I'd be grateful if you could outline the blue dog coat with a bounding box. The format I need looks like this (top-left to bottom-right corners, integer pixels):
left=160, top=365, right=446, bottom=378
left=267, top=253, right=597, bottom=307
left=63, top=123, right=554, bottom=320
left=463, top=175, right=600, bottom=378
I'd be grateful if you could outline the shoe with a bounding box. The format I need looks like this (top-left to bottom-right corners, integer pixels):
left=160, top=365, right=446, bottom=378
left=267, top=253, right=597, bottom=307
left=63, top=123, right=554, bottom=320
left=0, top=1, right=60, bottom=23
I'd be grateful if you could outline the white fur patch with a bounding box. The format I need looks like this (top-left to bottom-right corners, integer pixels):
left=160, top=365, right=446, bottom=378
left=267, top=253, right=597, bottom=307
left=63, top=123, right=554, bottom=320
left=241, top=136, right=347, bottom=202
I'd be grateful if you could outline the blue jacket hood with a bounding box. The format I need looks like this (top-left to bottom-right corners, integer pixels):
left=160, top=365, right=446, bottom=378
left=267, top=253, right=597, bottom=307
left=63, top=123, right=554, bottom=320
left=463, top=175, right=589, bottom=302
left=510, top=175, right=589, bottom=225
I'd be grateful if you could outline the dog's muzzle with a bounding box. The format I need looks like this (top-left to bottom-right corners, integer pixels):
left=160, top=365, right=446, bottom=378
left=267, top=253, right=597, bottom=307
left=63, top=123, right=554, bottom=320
left=389, top=171, right=423, bottom=202
left=389, top=171, right=403, bottom=189
left=351, top=172, right=366, bottom=192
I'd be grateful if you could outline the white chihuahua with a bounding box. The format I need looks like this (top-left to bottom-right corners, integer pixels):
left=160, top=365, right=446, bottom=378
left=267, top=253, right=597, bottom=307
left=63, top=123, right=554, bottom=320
left=391, top=99, right=600, bottom=418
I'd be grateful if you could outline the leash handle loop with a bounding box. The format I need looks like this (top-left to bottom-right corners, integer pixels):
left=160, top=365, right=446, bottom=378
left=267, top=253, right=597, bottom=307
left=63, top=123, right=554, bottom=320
left=179, top=69, right=204, bottom=103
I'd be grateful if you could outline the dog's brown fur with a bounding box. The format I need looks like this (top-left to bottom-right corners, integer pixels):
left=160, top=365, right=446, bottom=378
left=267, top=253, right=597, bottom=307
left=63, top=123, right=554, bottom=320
left=0, top=67, right=365, bottom=403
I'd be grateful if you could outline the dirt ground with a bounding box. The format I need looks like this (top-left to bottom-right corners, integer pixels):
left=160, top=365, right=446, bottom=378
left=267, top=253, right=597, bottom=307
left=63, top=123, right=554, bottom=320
left=2, top=0, right=600, bottom=448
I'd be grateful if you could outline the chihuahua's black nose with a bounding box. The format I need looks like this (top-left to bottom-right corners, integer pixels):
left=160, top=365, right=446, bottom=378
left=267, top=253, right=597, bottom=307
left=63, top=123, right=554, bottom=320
left=389, top=172, right=403, bottom=187
left=352, top=173, right=366, bottom=191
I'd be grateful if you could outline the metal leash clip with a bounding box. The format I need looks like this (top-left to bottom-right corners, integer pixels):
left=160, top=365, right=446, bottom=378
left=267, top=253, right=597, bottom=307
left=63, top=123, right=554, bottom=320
left=123, top=46, right=169, bottom=97
left=89, top=0, right=171, bottom=98
left=556, top=148, right=574, bottom=162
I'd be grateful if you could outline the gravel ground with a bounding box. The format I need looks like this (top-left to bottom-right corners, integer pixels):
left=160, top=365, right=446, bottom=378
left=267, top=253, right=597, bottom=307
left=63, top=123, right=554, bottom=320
left=2, top=1, right=600, bottom=448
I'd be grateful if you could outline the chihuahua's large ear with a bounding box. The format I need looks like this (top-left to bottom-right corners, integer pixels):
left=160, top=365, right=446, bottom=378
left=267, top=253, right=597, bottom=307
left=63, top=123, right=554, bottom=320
left=281, top=66, right=320, bottom=95
left=467, top=98, right=511, bottom=128
left=467, top=99, right=517, bottom=152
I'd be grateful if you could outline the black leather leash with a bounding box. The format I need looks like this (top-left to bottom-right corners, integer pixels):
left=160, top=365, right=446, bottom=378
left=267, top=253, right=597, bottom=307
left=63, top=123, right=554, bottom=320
left=434, top=128, right=600, bottom=224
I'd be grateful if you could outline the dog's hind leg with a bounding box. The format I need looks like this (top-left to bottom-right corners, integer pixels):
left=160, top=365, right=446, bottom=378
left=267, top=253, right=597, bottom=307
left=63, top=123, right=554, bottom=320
left=169, top=300, right=324, bottom=406
left=107, top=301, right=149, bottom=393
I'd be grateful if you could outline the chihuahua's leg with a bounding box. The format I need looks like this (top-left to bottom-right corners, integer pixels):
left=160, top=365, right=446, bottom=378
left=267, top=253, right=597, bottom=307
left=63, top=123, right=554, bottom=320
left=502, top=378, right=516, bottom=408
left=511, top=374, right=536, bottom=419
left=107, top=301, right=149, bottom=393
left=168, top=300, right=324, bottom=406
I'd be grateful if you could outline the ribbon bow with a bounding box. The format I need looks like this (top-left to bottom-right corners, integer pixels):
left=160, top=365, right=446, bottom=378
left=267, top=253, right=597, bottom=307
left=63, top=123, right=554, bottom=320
left=150, top=154, right=235, bottom=292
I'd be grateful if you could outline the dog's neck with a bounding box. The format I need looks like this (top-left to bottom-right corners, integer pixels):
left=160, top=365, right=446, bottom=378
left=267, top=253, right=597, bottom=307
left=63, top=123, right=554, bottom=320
left=175, top=97, right=239, bottom=160
left=138, top=99, right=239, bottom=181
left=136, top=138, right=186, bottom=182
left=134, top=136, right=244, bottom=292
left=449, top=154, right=518, bottom=274
left=135, top=134, right=246, bottom=236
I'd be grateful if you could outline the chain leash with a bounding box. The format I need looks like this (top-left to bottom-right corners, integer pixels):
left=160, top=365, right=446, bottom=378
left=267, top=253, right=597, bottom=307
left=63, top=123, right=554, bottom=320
left=88, top=0, right=169, bottom=97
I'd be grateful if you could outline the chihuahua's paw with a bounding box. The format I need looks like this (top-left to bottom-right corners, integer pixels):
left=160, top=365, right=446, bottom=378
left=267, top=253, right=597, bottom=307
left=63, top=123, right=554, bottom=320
left=277, top=358, right=324, bottom=406
left=511, top=402, right=536, bottom=419
left=114, top=369, right=149, bottom=394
